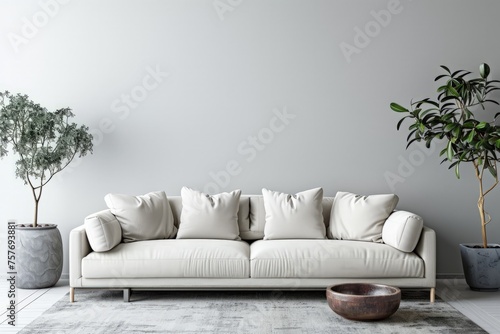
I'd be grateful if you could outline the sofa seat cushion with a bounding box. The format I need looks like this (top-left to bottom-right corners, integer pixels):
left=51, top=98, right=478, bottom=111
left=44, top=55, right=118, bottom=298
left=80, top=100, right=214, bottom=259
left=250, top=240, right=424, bottom=278
left=82, top=239, right=250, bottom=278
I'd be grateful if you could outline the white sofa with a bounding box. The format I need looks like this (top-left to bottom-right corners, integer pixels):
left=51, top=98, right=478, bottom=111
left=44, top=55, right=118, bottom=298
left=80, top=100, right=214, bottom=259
left=69, top=195, right=436, bottom=302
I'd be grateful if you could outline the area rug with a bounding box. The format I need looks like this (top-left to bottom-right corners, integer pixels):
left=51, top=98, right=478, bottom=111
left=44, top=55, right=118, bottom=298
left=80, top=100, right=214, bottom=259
left=19, top=290, right=486, bottom=334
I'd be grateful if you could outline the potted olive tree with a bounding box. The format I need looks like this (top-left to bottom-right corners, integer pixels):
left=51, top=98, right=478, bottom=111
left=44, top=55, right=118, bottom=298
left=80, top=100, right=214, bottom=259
left=0, top=91, right=93, bottom=288
left=390, top=63, right=500, bottom=291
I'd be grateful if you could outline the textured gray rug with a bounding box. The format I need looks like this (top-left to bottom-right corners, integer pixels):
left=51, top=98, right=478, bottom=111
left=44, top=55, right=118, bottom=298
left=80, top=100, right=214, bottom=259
left=20, top=290, right=486, bottom=333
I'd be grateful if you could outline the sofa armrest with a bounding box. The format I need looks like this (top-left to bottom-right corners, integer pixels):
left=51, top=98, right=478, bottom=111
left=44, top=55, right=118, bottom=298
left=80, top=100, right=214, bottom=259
left=413, top=226, right=436, bottom=283
left=69, top=224, right=92, bottom=287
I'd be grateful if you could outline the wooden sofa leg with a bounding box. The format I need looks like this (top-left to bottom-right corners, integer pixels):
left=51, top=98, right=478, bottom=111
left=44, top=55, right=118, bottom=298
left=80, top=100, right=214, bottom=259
left=124, top=288, right=131, bottom=302
left=70, top=287, right=75, bottom=303
left=430, top=287, right=435, bottom=303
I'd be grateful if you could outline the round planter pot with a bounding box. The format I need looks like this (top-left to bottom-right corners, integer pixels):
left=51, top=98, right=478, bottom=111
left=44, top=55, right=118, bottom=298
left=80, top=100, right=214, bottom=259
left=460, top=243, right=500, bottom=291
left=15, top=224, right=63, bottom=289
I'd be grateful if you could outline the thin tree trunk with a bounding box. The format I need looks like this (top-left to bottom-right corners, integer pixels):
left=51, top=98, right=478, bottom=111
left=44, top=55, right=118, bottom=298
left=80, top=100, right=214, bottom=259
left=34, top=199, right=39, bottom=228
left=478, top=193, right=488, bottom=248
left=475, top=163, right=488, bottom=248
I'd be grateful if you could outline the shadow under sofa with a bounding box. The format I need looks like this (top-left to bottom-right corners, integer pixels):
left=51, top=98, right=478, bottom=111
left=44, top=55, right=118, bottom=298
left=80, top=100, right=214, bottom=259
left=69, top=195, right=436, bottom=302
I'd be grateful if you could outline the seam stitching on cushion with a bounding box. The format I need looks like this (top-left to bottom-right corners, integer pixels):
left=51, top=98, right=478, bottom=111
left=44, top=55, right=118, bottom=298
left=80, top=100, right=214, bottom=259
left=251, top=257, right=419, bottom=261
left=397, top=216, right=410, bottom=247
left=99, top=219, right=112, bottom=250
left=84, top=259, right=248, bottom=261
left=98, top=218, right=111, bottom=250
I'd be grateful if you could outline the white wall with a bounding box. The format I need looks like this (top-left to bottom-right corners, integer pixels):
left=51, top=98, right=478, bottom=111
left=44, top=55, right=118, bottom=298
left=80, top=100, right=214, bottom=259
left=1, top=0, right=500, bottom=276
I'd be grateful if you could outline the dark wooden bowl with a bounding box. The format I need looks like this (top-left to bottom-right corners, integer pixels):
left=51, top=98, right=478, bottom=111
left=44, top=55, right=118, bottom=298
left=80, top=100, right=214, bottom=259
left=326, top=283, right=401, bottom=321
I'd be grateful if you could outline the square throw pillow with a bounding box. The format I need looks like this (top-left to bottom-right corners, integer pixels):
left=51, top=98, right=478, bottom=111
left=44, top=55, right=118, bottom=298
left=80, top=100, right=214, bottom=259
left=177, top=187, right=241, bottom=240
left=262, top=187, right=326, bottom=240
left=329, top=191, right=399, bottom=243
left=104, top=191, right=177, bottom=243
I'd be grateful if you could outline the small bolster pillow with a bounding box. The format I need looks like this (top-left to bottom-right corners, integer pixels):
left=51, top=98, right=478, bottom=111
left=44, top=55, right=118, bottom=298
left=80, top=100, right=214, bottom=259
left=382, top=210, right=423, bottom=252
left=84, top=210, right=123, bottom=252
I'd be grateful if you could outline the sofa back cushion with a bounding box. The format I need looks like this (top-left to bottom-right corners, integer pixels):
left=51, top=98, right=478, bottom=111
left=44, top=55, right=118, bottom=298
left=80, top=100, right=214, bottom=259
left=176, top=187, right=242, bottom=240
left=262, top=187, right=326, bottom=240
left=104, top=191, right=177, bottom=243
left=170, top=194, right=415, bottom=243
left=168, top=195, right=334, bottom=241
left=329, top=191, right=399, bottom=243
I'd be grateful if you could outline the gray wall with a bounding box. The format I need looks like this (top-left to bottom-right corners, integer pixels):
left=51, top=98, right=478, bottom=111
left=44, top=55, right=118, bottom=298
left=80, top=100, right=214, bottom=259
left=1, top=0, right=500, bottom=276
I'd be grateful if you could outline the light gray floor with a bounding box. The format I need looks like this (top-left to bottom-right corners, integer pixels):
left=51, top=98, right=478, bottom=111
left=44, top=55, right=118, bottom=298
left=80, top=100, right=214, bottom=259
left=0, top=279, right=498, bottom=333
left=437, top=278, right=500, bottom=334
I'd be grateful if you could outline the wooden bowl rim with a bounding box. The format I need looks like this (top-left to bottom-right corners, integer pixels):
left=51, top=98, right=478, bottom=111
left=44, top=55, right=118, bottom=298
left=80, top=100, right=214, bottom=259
left=327, top=283, right=401, bottom=298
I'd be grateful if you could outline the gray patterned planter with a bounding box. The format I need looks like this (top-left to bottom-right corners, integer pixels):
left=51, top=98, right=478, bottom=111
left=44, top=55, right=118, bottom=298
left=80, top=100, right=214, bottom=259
left=15, top=224, right=63, bottom=289
left=460, top=243, right=500, bottom=291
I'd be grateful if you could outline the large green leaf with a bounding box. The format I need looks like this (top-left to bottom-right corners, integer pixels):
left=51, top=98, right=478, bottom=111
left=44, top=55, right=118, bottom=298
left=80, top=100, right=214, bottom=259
left=396, top=117, right=408, bottom=130
left=463, top=120, right=476, bottom=128
left=447, top=140, right=454, bottom=161
left=440, top=65, right=451, bottom=74
left=457, top=71, right=472, bottom=79
left=437, top=85, right=448, bottom=93
left=444, top=123, right=456, bottom=132
left=485, top=99, right=500, bottom=105
left=390, top=103, right=408, bottom=112
left=486, top=87, right=500, bottom=94
left=435, top=74, right=448, bottom=82
left=452, top=126, right=461, bottom=138
left=425, top=138, right=433, bottom=148
left=441, top=95, right=458, bottom=103
left=412, top=108, right=422, bottom=117
left=466, top=129, right=476, bottom=142
left=447, top=85, right=460, bottom=97
left=455, top=163, right=461, bottom=178
left=476, top=122, right=488, bottom=129
left=406, top=128, right=417, bottom=141
left=451, top=70, right=469, bottom=78
left=480, top=63, right=490, bottom=79
left=406, top=137, right=420, bottom=149
left=488, top=165, right=497, bottom=177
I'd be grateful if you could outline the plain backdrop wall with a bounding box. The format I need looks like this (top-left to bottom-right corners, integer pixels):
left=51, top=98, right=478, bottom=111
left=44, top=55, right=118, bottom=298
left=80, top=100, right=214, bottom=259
left=1, top=0, right=500, bottom=277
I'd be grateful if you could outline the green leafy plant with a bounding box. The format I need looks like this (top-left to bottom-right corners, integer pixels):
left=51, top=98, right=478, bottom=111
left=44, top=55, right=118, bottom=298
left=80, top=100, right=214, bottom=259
left=0, top=91, right=93, bottom=227
left=390, top=64, right=500, bottom=248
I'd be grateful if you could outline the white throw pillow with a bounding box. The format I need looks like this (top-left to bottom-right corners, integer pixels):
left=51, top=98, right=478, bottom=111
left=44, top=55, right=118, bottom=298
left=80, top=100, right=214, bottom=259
left=382, top=211, right=423, bottom=252
left=262, top=187, right=326, bottom=240
left=177, top=187, right=241, bottom=240
left=104, top=191, right=177, bottom=243
left=329, top=191, right=399, bottom=243
left=84, top=210, right=123, bottom=252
